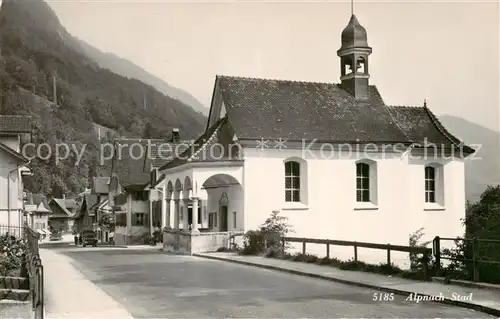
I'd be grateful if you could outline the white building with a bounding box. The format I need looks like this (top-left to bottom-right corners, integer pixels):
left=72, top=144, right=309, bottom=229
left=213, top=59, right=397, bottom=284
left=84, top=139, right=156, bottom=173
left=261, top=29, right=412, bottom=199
left=0, top=115, right=32, bottom=234
left=155, top=14, right=474, bottom=267
left=24, top=192, right=52, bottom=238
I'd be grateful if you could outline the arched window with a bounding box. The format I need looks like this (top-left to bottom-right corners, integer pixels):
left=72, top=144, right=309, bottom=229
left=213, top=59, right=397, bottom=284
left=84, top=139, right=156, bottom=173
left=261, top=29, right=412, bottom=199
left=285, top=161, right=300, bottom=202
left=425, top=166, right=436, bottom=203
left=356, top=162, right=370, bottom=202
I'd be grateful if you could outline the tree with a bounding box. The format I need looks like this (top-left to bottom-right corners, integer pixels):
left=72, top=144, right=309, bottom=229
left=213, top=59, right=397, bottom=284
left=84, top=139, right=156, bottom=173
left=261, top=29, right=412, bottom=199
left=443, top=186, right=500, bottom=284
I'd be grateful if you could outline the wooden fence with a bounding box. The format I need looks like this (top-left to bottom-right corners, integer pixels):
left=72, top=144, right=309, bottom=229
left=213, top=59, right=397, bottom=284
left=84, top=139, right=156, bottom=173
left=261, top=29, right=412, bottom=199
left=282, top=236, right=432, bottom=278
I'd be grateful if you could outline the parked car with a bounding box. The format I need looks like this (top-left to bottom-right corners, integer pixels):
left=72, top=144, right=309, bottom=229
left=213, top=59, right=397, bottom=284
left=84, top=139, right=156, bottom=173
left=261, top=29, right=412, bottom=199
left=49, top=233, right=62, bottom=241
left=81, top=230, right=98, bottom=247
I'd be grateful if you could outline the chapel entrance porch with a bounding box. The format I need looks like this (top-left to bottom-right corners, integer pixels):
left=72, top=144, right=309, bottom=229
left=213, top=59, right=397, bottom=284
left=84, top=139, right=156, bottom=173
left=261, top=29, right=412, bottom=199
left=161, top=165, right=245, bottom=254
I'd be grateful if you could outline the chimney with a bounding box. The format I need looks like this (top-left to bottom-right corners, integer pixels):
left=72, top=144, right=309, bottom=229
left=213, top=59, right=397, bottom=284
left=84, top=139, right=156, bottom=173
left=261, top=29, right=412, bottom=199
left=172, top=128, right=180, bottom=143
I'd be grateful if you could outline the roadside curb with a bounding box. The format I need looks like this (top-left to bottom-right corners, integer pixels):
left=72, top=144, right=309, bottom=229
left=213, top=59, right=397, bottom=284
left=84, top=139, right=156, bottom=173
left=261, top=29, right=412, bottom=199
left=194, top=253, right=500, bottom=317
left=432, top=277, right=500, bottom=293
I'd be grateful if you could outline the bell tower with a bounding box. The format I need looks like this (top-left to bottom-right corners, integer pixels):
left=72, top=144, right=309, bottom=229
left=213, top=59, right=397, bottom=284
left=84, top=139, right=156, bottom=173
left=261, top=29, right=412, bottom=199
left=337, top=13, right=372, bottom=100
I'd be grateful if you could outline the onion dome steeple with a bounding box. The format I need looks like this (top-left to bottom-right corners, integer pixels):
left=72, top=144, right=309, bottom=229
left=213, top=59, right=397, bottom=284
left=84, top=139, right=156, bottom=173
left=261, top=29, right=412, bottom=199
left=337, top=14, right=372, bottom=100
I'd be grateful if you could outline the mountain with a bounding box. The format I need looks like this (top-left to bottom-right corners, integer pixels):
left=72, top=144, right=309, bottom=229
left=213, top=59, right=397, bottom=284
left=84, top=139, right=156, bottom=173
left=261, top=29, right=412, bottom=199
left=75, top=38, right=208, bottom=116
left=438, top=115, right=500, bottom=202
left=0, top=0, right=206, bottom=197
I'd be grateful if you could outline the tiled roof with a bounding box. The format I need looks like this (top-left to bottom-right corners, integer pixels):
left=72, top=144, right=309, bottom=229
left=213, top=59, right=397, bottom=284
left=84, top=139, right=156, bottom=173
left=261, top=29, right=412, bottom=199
left=386, top=106, right=475, bottom=153
left=50, top=198, right=71, bottom=216
left=161, top=117, right=241, bottom=170
left=111, top=139, right=163, bottom=187
left=145, top=140, right=192, bottom=169
left=216, top=76, right=410, bottom=143
left=65, top=199, right=77, bottom=209
left=0, top=115, right=32, bottom=133
left=162, top=75, right=474, bottom=170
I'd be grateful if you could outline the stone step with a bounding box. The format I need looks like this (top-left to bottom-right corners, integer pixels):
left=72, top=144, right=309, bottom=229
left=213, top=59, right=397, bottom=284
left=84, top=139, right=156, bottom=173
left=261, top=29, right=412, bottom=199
left=0, top=288, right=30, bottom=301
left=0, top=277, right=29, bottom=290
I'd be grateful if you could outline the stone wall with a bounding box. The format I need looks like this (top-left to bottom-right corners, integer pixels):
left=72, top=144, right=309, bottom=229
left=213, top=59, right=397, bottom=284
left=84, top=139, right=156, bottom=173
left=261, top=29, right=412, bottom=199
left=163, top=230, right=243, bottom=254
left=113, top=233, right=144, bottom=245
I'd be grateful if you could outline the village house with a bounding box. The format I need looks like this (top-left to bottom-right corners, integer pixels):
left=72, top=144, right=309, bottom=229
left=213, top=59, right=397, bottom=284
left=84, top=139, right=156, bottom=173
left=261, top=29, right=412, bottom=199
left=91, top=176, right=113, bottom=243
left=73, top=192, right=100, bottom=235
left=156, top=14, right=475, bottom=267
left=24, top=192, right=52, bottom=238
left=0, top=115, right=32, bottom=234
left=48, top=195, right=77, bottom=233
left=105, top=132, right=194, bottom=245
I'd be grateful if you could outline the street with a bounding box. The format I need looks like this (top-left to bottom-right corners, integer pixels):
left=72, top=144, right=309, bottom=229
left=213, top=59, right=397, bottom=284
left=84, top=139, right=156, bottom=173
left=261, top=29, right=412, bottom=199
left=43, top=245, right=495, bottom=318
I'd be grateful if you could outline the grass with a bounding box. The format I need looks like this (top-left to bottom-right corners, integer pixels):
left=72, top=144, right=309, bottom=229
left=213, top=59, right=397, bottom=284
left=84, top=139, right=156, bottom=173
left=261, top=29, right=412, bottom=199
left=268, top=251, right=431, bottom=280
left=215, top=246, right=431, bottom=281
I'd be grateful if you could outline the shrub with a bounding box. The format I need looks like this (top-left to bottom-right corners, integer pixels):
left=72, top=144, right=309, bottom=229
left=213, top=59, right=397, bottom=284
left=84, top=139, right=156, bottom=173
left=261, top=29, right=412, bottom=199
left=439, top=187, right=500, bottom=284
left=339, top=259, right=366, bottom=271
left=240, top=211, right=294, bottom=256
left=240, top=230, right=265, bottom=255
left=409, top=227, right=432, bottom=270
left=0, top=234, right=26, bottom=277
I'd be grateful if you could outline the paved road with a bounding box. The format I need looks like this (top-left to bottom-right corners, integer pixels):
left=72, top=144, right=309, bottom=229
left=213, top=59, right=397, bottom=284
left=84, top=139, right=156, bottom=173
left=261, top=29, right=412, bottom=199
left=55, top=247, right=495, bottom=318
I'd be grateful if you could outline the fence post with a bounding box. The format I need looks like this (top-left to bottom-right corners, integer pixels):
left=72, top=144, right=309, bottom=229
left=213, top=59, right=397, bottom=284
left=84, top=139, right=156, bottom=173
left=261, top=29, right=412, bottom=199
left=302, top=239, right=306, bottom=255
left=354, top=243, right=358, bottom=262
left=326, top=244, right=330, bottom=259
left=472, top=238, right=479, bottom=282
left=423, top=252, right=429, bottom=280
left=433, top=236, right=441, bottom=277
left=386, top=244, right=391, bottom=265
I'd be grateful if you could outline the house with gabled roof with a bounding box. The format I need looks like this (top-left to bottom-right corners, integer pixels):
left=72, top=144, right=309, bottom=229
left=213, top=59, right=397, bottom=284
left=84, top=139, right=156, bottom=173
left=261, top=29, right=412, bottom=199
left=48, top=195, right=77, bottom=233
left=104, top=131, right=196, bottom=245
left=157, top=13, right=475, bottom=265
left=24, top=192, right=52, bottom=237
left=0, top=115, right=32, bottom=231
left=73, top=193, right=101, bottom=234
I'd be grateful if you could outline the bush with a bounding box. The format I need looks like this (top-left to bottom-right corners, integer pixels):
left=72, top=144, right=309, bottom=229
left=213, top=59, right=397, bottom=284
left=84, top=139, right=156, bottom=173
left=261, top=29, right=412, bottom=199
left=440, top=186, right=500, bottom=284
left=240, top=211, right=294, bottom=256
left=409, top=227, right=432, bottom=271
left=240, top=230, right=265, bottom=255
left=0, top=234, right=27, bottom=277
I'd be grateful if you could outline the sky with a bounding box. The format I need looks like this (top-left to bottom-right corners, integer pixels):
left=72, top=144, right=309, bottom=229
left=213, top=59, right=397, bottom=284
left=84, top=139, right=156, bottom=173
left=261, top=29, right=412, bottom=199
left=44, top=0, right=499, bottom=132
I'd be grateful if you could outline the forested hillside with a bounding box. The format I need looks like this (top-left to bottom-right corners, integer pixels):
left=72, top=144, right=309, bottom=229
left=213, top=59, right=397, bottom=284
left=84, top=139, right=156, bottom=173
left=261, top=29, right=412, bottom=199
left=0, top=0, right=206, bottom=197
left=76, top=38, right=209, bottom=116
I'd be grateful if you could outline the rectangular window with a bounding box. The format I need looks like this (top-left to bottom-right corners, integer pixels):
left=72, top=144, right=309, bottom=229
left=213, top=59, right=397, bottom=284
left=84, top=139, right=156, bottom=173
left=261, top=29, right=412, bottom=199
left=425, top=166, right=436, bottom=203
left=356, top=163, right=370, bottom=202
left=134, top=213, right=145, bottom=226
left=233, top=211, right=237, bottom=229
left=285, top=161, right=300, bottom=202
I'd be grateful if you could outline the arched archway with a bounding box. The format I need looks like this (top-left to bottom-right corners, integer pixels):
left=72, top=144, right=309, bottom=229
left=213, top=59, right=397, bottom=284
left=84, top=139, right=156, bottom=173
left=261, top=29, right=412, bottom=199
left=174, top=179, right=182, bottom=199
left=201, top=173, right=243, bottom=232
left=166, top=181, right=174, bottom=199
